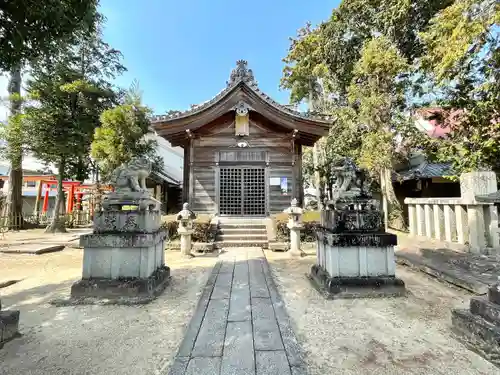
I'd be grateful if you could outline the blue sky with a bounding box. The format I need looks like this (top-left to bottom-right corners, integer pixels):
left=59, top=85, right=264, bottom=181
left=99, top=0, right=339, bottom=114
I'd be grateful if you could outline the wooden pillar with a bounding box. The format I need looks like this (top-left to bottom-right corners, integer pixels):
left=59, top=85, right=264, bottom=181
left=313, top=141, right=322, bottom=209
left=164, top=184, right=169, bottom=213
left=67, top=184, right=75, bottom=213
left=42, top=187, right=49, bottom=213
left=182, top=141, right=190, bottom=204
left=76, top=192, right=83, bottom=210
left=297, top=144, right=304, bottom=207
left=34, top=180, right=43, bottom=215
left=188, top=139, right=194, bottom=207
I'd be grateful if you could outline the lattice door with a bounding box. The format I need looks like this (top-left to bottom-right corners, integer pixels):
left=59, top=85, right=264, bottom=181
left=219, top=168, right=243, bottom=216
left=243, top=168, right=265, bottom=215
left=219, top=167, right=266, bottom=216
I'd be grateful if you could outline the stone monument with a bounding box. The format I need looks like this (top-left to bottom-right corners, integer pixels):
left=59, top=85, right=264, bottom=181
left=0, top=300, right=20, bottom=348
left=70, top=156, right=170, bottom=303
left=452, top=279, right=500, bottom=364
left=309, top=157, right=405, bottom=298
left=177, top=203, right=196, bottom=257
left=283, top=198, right=304, bottom=257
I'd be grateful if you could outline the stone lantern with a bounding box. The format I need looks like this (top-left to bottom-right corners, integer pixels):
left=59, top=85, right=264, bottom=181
left=176, top=203, right=196, bottom=257
left=283, top=198, right=304, bottom=257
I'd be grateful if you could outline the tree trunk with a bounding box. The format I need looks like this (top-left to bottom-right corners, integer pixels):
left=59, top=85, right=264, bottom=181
left=4, top=66, right=24, bottom=230
left=46, top=159, right=67, bottom=233
left=380, top=167, right=404, bottom=231
left=313, top=142, right=323, bottom=210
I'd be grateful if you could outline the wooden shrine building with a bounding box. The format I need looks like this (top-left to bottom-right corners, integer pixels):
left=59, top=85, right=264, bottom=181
left=152, top=60, right=332, bottom=217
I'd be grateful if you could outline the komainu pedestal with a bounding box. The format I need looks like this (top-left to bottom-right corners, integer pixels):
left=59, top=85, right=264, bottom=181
left=451, top=282, right=500, bottom=365
left=308, top=158, right=405, bottom=299
left=70, top=157, right=170, bottom=304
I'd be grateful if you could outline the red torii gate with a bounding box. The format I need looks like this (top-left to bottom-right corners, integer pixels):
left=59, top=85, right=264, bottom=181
left=36, top=180, right=111, bottom=215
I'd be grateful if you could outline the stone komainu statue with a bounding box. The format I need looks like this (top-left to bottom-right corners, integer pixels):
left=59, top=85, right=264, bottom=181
left=109, top=156, right=152, bottom=194
left=329, top=157, right=370, bottom=202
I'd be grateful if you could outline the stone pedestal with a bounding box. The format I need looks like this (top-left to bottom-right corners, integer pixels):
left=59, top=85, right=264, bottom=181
left=284, top=198, right=304, bottom=257
left=452, top=282, right=500, bottom=364
left=288, top=225, right=303, bottom=257
left=311, top=230, right=404, bottom=299
left=70, top=193, right=169, bottom=304
left=180, top=232, right=193, bottom=256
left=0, top=300, right=20, bottom=348
left=177, top=203, right=196, bottom=258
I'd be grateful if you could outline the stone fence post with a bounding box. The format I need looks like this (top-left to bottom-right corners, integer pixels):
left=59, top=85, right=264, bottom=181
left=176, top=203, right=196, bottom=257
left=461, top=171, right=499, bottom=251
left=405, top=171, right=499, bottom=253
left=283, top=198, right=304, bottom=257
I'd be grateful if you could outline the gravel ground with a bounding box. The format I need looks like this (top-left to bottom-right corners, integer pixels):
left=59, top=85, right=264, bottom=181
left=264, top=248, right=499, bottom=375
left=0, top=248, right=217, bottom=375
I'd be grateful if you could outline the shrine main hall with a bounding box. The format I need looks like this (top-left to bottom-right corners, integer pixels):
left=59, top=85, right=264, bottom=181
left=152, top=60, right=332, bottom=217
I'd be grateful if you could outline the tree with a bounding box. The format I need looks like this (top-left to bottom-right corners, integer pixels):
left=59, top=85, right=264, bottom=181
left=419, top=0, right=500, bottom=174
left=91, top=81, right=164, bottom=182
left=282, top=0, right=456, bottom=228
left=24, top=31, right=125, bottom=233
left=0, top=0, right=100, bottom=228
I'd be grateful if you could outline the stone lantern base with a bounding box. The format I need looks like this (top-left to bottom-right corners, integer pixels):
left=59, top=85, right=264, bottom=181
left=451, top=284, right=500, bottom=364
left=308, top=231, right=406, bottom=299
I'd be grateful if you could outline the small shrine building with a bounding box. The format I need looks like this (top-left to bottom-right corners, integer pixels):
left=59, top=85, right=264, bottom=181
left=152, top=60, right=332, bottom=217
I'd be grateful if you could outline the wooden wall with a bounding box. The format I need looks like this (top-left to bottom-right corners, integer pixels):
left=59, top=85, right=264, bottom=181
left=188, top=118, right=300, bottom=215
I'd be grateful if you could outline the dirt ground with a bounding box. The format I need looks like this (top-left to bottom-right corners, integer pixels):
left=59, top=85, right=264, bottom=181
left=0, top=248, right=217, bottom=375
left=1, top=245, right=499, bottom=375
left=265, top=248, right=499, bottom=375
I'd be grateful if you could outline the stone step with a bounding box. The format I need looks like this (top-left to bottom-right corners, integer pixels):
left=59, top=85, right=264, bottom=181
left=217, top=234, right=268, bottom=241
left=218, top=228, right=267, bottom=235
left=217, top=217, right=266, bottom=222
left=215, top=240, right=268, bottom=249
left=219, top=224, right=266, bottom=230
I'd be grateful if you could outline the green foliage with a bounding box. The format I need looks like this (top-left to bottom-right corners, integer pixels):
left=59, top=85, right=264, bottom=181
left=347, top=36, right=410, bottom=172
left=0, top=112, right=27, bottom=163
left=272, top=211, right=321, bottom=242
left=281, top=23, right=329, bottom=104
left=161, top=215, right=215, bottom=243
left=91, top=82, right=163, bottom=181
left=420, top=0, right=499, bottom=81
left=419, top=0, right=500, bottom=174
left=280, top=0, right=454, bottom=228
left=25, top=32, right=123, bottom=170
left=22, top=28, right=124, bottom=232
left=281, top=0, right=452, bottom=105
left=0, top=0, right=100, bottom=71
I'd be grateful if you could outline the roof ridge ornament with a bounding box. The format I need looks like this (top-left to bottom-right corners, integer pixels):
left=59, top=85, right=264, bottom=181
left=227, top=60, right=256, bottom=86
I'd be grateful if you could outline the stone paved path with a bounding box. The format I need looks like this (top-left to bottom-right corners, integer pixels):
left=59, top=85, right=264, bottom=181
left=167, top=248, right=306, bottom=375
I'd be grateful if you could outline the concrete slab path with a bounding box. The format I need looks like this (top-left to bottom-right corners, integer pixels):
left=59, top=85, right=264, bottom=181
left=167, top=248, right=306, bottom=375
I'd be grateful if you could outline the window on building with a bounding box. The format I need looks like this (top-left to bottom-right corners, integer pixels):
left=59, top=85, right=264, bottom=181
left=26, top=181, right=36, bottom=187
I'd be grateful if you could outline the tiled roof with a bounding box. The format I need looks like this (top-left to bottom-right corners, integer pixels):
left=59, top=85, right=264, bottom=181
left=150, top=60, right=333, bottom=124
left=393, top=161, right=453, bottom=181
